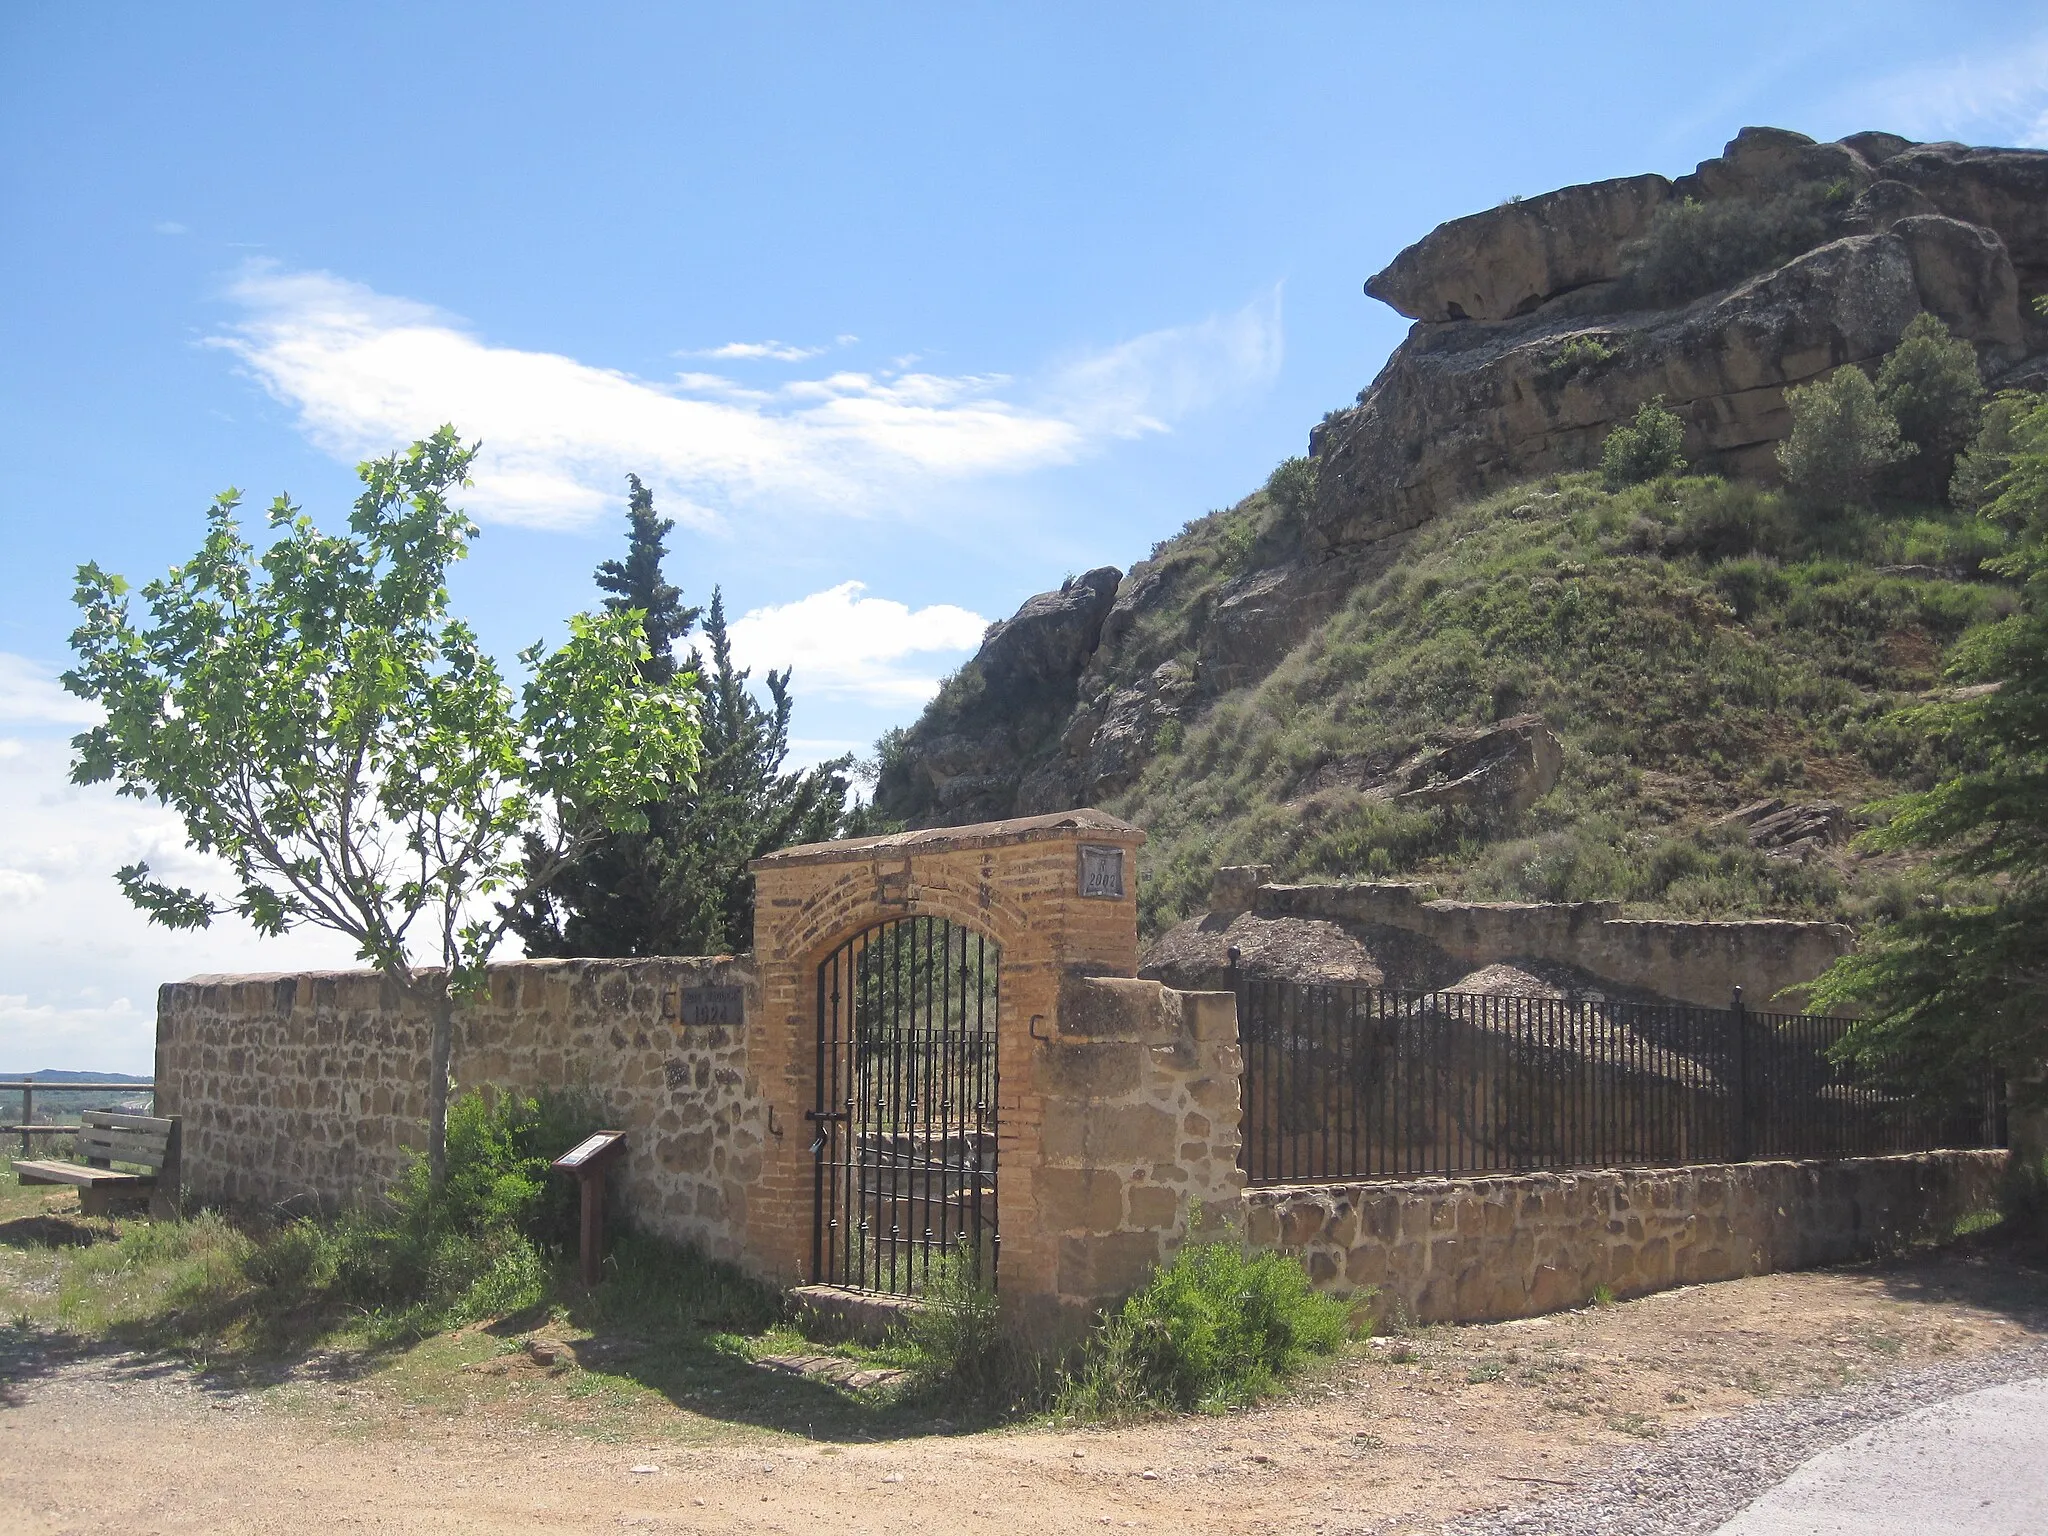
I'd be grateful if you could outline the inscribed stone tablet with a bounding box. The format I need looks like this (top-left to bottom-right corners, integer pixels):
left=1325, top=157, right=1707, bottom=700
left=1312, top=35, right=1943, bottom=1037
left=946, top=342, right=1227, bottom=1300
left=1078, top=844, right=1125, bottom=899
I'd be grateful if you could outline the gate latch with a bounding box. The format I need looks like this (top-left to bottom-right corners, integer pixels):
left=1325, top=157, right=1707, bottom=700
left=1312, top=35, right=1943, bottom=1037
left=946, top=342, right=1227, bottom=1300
left=804, top=1108, right=849, bottom=1156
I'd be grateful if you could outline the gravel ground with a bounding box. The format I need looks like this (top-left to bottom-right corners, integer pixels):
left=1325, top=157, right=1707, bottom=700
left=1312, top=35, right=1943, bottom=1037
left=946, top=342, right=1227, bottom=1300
left=1445, top=1341, right=2048, bottom=1536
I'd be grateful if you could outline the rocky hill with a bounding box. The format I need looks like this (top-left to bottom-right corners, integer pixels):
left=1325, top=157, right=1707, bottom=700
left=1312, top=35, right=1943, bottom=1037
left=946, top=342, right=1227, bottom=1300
left=871, top=127, right=2048, bottom=935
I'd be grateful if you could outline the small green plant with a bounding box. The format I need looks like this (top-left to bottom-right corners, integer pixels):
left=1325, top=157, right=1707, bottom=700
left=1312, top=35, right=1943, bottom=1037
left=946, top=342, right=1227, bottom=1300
left=1590, top=1283, right=1616, bottom=1307
left=1466, top=1359, right=1507, bottom=1383
left=1601, top=398, right=1688, bottom=489
left=1266, top=456, right=1319, bottom=523
left=1549, top=335, right=1617, bottom=376
left=899, top=1244, right=1017, bottom=1404
left=1620, top=189, right=1834, bottom=305
left=1056, top=1240, right=1351, bottom=1418
left=1778, top=366, right=1910, bottom=513
left=1876, top=314, right=1985, bottom=500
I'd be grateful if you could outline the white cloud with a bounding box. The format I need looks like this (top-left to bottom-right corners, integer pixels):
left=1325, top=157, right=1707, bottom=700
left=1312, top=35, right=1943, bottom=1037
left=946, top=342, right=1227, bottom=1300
left=0, top=653, right=99, bottom=726
left=1046, top=286, right=1286, bottom=438
left=0, top=738, right=362, bottom=1074
left=690, top=340, right=829, bottom=362
left=1834, top=31, right=2048, bottom=150
left=0, top=869, right=46, bottom=905
left=153, top=220, right=189, bottom=237
left=210, top=265, right=1284, bottom=530
left=726, top=582, right=988, bottom=706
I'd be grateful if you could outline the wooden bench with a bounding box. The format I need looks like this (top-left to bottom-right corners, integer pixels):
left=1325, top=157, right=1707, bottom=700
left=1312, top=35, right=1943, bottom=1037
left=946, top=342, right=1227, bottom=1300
left=14, top=1111, right=180, bottom=1218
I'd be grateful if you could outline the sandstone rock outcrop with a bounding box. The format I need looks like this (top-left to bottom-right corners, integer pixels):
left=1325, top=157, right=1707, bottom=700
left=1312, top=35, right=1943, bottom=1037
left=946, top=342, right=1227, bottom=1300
left=1311, top=128, right=2044, bottom=552
left=875, top=127, right=2048, bottom=834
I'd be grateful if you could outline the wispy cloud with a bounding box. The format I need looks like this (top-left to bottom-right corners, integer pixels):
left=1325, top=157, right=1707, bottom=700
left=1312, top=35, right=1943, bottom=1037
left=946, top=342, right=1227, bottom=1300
left=1045, top=285, right=1286, bottom=437
left=1832, top=30, right=2048, bottom=150
left=0, top=654, right=99, bottom=727
left=210, top=265, right=1283, bottom=530
left=152, top=220, right=189, bottom=237
left=727, top=581, right=988, bottom=706
left=689, top=339, right=829, bottom=362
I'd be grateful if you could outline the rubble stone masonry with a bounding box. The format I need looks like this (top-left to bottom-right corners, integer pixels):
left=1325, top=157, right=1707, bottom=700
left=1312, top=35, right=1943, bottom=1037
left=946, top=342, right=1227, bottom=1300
left=155, top=955, right=766, bottom=1264
left=1245, top=1149, right=2008, bottom=1324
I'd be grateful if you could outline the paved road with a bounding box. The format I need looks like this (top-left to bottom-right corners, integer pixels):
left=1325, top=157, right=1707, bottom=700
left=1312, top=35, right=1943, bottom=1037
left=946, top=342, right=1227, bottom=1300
left=1713, top=1377, right=2048, bottom=1536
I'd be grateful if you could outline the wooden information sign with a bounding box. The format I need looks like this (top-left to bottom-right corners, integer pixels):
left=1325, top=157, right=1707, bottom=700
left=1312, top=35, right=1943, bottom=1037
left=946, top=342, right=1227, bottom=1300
left=552, top=1131, right=627, bottom=1285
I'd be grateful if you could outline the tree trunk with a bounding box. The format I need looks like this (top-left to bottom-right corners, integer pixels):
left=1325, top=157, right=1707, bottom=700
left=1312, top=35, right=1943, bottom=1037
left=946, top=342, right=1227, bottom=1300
left=426, top=985, right=456, bottom=1189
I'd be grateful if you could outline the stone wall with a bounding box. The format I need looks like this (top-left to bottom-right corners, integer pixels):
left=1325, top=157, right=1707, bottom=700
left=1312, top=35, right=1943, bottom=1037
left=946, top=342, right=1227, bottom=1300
left=1250, top=880, right=1850, bottom=1009
left=154, top=955, right=766, bottom=1265
left=1037, top=976, right=1244, bottom=1316
left=1244, top=1149, right=2008, bottom=1324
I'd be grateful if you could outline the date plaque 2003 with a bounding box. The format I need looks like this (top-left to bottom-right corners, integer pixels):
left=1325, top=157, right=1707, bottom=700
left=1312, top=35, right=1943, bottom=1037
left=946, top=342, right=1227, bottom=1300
left=1078, top=844, right=1125, bottom=900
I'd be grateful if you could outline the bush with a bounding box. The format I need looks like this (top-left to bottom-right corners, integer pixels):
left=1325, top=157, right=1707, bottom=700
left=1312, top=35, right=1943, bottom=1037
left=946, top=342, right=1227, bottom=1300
left=1779, top=366, right=1910, bottom=513
left=900, top=1244, right=1016, bottom=1403
left=1951, top=391, right=2043, bottom=514
left=1620, top=191, right=1833, bottom=306
left=1665, top=479, right=1791, bottom=561
left=1601, top=398, right=1688, bottom=489
left=1265, top=456, right=1319, bottom=523
left=1876, top=314, right=1985, bottom=501
left=314, top=1087, right=607, bottom=1338
left=1549, top=334, right=1618, bottom=376
left=1058, top=1241, right=1351, bottom=1417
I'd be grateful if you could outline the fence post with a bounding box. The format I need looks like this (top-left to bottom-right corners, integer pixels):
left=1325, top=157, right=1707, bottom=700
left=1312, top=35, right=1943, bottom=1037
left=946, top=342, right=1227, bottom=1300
left=19, top=1084, right=31, bottom=1158
left=1729, top=986, right=1750, bottom=1163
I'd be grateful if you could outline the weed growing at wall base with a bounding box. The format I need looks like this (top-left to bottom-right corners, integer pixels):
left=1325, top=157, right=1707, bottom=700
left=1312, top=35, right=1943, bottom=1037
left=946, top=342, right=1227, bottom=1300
left=1056, top=1240, right=1354, bottom=1418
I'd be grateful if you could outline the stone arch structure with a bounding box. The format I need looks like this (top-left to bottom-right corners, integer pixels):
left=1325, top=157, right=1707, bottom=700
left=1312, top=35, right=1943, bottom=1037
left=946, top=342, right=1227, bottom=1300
left=748, top=809, right=1162, bottom=1307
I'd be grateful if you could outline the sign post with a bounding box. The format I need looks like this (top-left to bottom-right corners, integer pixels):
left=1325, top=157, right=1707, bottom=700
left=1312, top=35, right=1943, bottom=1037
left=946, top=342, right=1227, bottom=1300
left=552, top=1131, right=627, bottom=1287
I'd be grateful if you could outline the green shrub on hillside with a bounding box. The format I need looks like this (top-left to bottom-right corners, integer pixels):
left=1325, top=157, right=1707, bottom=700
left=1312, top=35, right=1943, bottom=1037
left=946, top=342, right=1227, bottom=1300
left=1876, top=314, right=1985, bottom=501
left=1601, top=397, right=1689, bottom=489
left=1620, top=191, right=1834, bottom=306
left=1265, top=455, right=1319, bottom=523
left=1116, top=462, right=2010, bottom=936
left=1057, top=1240, right=1351, bottom=1418
left=1779, top=367, right=1910, bottom=513
left=1952, top=392, right=2040, bottom=513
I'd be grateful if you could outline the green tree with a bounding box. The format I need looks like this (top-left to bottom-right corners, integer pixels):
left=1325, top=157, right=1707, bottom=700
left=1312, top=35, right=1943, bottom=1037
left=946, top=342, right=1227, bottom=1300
left=1809, top=392, right=2048, bottom=1106
left=597, top=473, right=699, bottom=683
left=63, top=430, right=700, bottom=1183
left=1777, top=365, right=1910, bottom=512
left=511, top=495, right=854, bottom=956
left=1876, top=313, right=1985, bottom=502
left=1600, top=396, right=1689, bottom=489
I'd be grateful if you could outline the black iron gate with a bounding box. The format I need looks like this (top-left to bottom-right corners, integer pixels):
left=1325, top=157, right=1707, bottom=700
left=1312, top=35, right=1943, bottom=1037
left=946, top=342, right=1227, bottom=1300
left=811, top=916, right=999, bottom=1294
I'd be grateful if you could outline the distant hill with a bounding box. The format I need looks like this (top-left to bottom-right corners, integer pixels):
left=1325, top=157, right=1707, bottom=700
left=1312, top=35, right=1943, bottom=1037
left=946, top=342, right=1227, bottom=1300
left=0, top=1070, right=152, bottom=1084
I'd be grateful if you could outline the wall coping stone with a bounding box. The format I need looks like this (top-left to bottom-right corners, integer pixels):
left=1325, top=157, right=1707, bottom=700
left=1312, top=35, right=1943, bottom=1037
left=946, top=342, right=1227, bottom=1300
left=750, top=807, right=1144, bottom=870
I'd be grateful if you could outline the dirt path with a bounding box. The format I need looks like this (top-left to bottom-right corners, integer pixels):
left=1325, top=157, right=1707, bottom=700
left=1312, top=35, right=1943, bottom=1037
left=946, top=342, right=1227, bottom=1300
left=4, top=1251, right=2044, bottom=1536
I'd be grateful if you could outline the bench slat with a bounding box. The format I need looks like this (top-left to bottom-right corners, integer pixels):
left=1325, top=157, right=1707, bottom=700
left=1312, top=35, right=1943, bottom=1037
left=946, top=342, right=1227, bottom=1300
left=14, top=1161, right=153, bottom=1188
left=82, top=1112, right=171, bottom=1134
left=74, top=1146, right=171, bottom=1179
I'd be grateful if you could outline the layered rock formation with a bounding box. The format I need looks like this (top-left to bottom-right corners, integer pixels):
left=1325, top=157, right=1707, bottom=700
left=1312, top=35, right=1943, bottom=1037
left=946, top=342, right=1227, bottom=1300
left=874, top=128, right=2048, bottom=832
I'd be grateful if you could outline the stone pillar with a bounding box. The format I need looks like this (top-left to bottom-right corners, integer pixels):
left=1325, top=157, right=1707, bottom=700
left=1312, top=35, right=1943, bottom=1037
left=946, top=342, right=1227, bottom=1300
left=1030, top=974, right=1244, bottom=1335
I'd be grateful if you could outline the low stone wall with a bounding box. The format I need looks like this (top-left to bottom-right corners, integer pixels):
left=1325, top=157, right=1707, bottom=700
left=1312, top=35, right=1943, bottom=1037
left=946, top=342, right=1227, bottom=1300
left=1251, top=880, right=1851, bottom=1008
left=1035, top=976, right=1244, bottom=1321
left=1244, top=1149, right=2008, bottom=1324
left=154, top=955, right=765, bottom=1265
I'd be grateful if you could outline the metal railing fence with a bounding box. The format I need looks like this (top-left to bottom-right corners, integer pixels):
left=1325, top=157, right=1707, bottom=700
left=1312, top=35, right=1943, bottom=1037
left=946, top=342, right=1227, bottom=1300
left=2, top=1080, right=158, bottom=1157
left=1233, top=975, right=2003, bottom=1187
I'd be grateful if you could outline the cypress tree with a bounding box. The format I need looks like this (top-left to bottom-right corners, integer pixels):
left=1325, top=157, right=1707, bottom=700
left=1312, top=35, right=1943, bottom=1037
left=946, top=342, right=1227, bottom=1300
left=509, top=481, right=856, bottom=956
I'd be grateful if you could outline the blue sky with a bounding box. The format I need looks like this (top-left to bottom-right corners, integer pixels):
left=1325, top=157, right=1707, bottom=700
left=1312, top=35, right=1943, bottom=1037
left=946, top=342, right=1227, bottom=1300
left=4, top=2, right=2046, bottom=1070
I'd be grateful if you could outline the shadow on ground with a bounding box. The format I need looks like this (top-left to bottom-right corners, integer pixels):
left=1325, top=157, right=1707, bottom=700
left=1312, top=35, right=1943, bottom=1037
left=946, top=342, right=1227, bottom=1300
left=1873, top=1229, right=2048, bottom=1332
